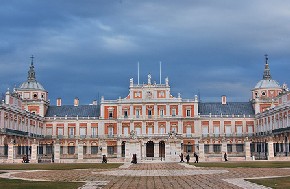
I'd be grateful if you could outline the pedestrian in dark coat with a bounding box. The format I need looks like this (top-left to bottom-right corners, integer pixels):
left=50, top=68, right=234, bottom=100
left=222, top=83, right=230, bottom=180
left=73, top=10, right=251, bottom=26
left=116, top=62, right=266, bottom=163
left=180, top=153, right=184, bottom=162
left=224, top=152, right=228, bottom=161
left=194, top=152, right=199, bottom=163
left=186, top=154, right=190, bottom=163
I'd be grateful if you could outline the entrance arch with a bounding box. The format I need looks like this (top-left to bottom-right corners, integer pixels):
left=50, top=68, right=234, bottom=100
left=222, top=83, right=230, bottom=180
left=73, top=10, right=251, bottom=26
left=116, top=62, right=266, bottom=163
left=146, top=141, right=154, bottom=157
left=159, top=141, right=165, bottom=158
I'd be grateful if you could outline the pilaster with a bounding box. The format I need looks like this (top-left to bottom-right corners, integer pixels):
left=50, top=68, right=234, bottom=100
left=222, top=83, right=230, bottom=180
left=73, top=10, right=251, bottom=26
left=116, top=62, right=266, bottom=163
left=267, top=141, right=274, bottom=160
left=78, top=141, right=83, bottom=160
left=245, top=140, right=251, bottom=160
left=198, top=142, right=205, bottom=161
left=30, top=139, right=38, bottom=163
left=54, top=140, right=60, bottom=163
left=7, top=139, right=14, bottom=163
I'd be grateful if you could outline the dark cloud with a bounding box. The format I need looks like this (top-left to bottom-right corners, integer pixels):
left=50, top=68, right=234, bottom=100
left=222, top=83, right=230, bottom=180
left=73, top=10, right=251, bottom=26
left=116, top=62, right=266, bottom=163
left=1, top=0, right=290, bottom=105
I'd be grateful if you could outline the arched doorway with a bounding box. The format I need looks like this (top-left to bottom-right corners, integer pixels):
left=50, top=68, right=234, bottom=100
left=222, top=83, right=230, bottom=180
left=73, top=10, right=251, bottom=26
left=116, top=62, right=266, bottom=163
left=159, top=141, right=165, bottom=158
left=146, top=141, right=154, bottom=157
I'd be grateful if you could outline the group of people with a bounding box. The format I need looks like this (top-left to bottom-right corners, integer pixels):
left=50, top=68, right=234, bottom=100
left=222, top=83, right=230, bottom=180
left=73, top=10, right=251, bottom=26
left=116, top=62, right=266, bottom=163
left=180, top=152, right=228, bottom=163
left=22, top=155, right=29, bottom=163
left=180, top=152, right=199, bottom=163
left=131, top=154, right=137, bottom=164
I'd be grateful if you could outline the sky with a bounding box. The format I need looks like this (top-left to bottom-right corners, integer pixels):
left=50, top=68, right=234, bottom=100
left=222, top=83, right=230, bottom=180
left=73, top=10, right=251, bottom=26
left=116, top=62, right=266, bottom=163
left=0, top=0, right=290, bottom=105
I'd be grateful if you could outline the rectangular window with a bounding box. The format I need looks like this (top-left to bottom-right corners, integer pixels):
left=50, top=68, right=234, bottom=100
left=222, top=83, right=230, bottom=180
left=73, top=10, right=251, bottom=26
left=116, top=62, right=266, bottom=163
left=46, top=145, right=52, bottom=154
left=186, top=127, right=191, bottom=134
left=236, top=126, right=242, bottom=136
left=160, top=109, right=164, bottom=117
left=225, top=126, right=231, bottom=136
left=214, top=126, right=220, bottom=134
left=204, top=144, right=209, bottom=153
left=57, top=128, right=63, bottom=136
left=109, top=111, right=113, bottom=119
left=186, top=109, right=191, bottom=117
left=68, top=146, right=75, bottom=154
left=136, top=109, right=140, bottom=118
left=248, top=126, right=253, bottom=136
left=148, top=110, right=152, bottom=117
left=160, top=127, right=165, bottom=134
left=213, top=144, right=221, bottom=153
left=107, top=146, right=115, bottom=155
left=91, top=127, right=97, bottom=137
left=124, top=110, right=128, bottom=118
left=172, top=109, right=176, bottom=116
left=91, top=146, right=98, bottom=154
left=80, top=127, right=86, bottom=138
left=124, top=127, right=129, bottom=136
left=185, top=145, right=192, bottom=153
left=69, top=127, right=74, bottom=137
left=236, top=144, right=244, bottom=152
left=148, top=127, right=153, bottom=135
left=227, top=144, right=233, bottom=153
left=108, top=127, right=113, bottom=136
left=202, top=126, right=208, bottom=135
left=46, top=128, right=52, bottom=135
left=135, top=127, right=141, bottom=135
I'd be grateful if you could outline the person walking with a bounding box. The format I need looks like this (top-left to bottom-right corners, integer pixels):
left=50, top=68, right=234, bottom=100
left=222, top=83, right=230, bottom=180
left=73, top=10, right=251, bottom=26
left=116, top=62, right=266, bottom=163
left=186, top=154, right=190, bottom=164
left=194, top=152, right=199, bottom=163
left=224, top=152, right=228, bottom=162
left=180, top=153, right=184, bottom=162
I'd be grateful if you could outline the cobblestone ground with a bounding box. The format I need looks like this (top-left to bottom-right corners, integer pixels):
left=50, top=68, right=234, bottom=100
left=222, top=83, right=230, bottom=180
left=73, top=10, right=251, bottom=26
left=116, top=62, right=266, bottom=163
left=5, top=163, right=290, bottom=189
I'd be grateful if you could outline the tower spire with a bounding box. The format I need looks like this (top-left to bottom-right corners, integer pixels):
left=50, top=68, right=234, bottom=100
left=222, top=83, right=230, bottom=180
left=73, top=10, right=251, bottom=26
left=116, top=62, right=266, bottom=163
left=263, top=54, right=271, bottom=80
left=28, top=55, right=36, bottom=81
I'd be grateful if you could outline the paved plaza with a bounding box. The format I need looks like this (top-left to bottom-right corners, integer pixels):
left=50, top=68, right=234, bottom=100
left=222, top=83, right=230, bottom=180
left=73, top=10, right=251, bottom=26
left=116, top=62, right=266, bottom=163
left=1, top=162, right=290, bottom=188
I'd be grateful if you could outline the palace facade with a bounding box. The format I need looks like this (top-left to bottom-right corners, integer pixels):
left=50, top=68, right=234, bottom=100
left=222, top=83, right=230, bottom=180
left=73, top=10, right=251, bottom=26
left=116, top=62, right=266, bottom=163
left=0, top=56, right=289, bottom=163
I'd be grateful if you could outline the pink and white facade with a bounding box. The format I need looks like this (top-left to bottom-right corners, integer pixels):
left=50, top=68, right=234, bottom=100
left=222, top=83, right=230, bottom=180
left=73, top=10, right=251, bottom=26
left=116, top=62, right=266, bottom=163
left=0, top=56, right=289, bottom=163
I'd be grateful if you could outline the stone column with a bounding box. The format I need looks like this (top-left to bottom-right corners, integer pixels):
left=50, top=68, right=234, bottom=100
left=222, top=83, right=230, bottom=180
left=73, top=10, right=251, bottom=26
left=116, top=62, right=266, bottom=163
left=30, top=139, right=38, bottom=163
left=244, top=140, right=251, bottom=161
left=125, top=141, right=131, bottom=162
left=7, top=139, right=14, bottom=163
left=101, top=140, right=107, bottom=156
left=87, top=142, right=91, bottom=155
left=198, top=142, right=205, bottom=162
left=267, top=141, right=274, bottom=160
left=78, top=141, right=83, bottom=160
left=116, top=140, right=122, bottom=158
left=165, top=142, right=170, bottom=161
left=154, top=142, right=159, bottom=158
left=54, top=140, right=60, bottom=163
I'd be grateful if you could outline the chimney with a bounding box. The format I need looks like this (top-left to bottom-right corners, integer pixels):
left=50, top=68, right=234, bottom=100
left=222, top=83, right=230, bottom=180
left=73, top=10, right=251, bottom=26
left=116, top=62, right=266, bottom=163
left=74, top=97, right=79, bottom=106
left=56, top=98, right=62, bottom=106
left=222, top=95, right=227, bottom=105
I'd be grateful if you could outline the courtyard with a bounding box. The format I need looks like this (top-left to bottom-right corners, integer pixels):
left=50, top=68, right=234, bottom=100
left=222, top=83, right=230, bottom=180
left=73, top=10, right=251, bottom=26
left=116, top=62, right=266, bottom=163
left=0, top=161, right=290, bottom=189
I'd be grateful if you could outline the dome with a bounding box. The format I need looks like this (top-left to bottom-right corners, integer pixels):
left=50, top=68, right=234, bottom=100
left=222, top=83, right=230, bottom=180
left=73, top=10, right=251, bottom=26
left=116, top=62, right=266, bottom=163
left=19, top=80, right=45, bottom=91
left=254, top=79, right=280, bottom=89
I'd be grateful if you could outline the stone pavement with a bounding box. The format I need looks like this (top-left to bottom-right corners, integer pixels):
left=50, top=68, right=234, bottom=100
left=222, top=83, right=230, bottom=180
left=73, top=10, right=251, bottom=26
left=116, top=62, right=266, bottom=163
left=2, top=162, right=290, bottom=189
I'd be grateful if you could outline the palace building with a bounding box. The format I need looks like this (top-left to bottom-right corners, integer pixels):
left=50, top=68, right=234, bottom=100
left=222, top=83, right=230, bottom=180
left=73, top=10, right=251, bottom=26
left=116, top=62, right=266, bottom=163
left=0, top=56, right=289, bottom=163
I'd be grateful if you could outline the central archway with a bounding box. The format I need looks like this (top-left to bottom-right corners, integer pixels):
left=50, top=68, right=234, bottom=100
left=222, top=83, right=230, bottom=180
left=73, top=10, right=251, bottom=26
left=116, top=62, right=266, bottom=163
left=146, top=141, right=154, bottom=157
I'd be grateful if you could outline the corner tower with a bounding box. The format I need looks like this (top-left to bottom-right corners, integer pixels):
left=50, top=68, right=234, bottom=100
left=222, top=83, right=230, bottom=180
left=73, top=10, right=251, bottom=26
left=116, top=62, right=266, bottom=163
left=16, top=56, right=49, bottom=116
left=251, top=55, right=282, bottom=113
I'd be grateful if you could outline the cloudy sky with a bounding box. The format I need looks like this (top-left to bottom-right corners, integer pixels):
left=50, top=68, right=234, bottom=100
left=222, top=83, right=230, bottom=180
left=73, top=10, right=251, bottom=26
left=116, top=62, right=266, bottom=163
left=1, top=0, right=290, bottom=105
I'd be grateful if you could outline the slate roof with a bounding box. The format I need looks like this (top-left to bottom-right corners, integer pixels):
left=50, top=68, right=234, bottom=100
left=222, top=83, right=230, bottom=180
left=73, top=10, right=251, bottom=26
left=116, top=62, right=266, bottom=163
left=19, top=81, right=45, bottom=91
left=45, top=105, right=100, bottom=117
left=198, top=102, right=255, bottom=115
left=254, top=79, right=280, bottom=89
